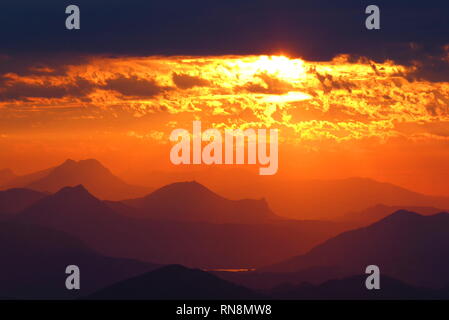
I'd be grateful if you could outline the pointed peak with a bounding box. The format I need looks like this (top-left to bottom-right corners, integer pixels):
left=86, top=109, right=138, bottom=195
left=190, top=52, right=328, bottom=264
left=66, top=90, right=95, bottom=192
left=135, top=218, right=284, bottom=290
left=62, top=159, right=77, bottom=165
left=164, top=180, right=209, bottom=191
left=157, top=264, right=191, bottom=273
left=55, top=184, right=91, bottom=196
left=378, top=210, right=422, bottom=224
left=147, top=180, right=220, bottom=200
left=55, top=158, right=110, bottom=175
left=60, top=158, right=104, bottom=167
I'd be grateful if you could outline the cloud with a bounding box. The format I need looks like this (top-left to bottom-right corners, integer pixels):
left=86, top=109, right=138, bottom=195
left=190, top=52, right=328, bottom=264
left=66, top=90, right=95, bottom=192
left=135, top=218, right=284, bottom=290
left=238, top=73, right=295, bottom=94
left=1, top=54, right=448, bottom=145
left=0, top=0, right=448, bottom=72
left=172, top=73, right=210, bottom=89
left=0, top=77, right=94, bottom=100
left=102, top=75, right=169, bottom=98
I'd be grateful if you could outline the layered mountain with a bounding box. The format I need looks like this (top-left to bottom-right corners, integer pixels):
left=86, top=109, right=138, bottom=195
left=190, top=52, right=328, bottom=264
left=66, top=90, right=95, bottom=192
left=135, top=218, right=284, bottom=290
left=0, top=221, right=158, bottom=299
left=123, top=181, right=280, bottom=223
left=18, top=184, right=123, bottom=228
left=341, top=204, right=443, bottom=227
left=3, top=167, right=53, bottom=189
left=16, top=185, right=346, bottom=268
left=3, top=159, right=150, bottom=200
left=237, top=177, right=449, bottom=220
left=0, top=188, right=47, bottom=217
left=265, top=210, right=449, bottom=288
left=143, top=175, right=449, bottom=220
left=89, top=265, right=259, bottom=300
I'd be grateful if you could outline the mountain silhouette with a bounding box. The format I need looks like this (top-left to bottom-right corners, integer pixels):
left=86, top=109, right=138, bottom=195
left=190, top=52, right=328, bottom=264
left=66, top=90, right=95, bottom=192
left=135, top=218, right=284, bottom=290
left=0, top=221, right=159, bottom=299
left=89, top=264, right=259, bottom=300
left=253, top=177, right=449, bottom=220
left=16, top=185, right=345, bottom=268
left=0, top=168, right=16, bottom=186
left=270, top=274, right=433, bottom=300
left=212, top=265, right=345, bottom=291
left=3, top=166, right=53, bottom=189
left=4, top=159, right=150, bottom=200
left=123, top=181, right=279, bottom=223
left=0, top=188, right=47, bottom=218
left=264, top=210, right=449, bottom=288
left=18, top=184, right=123, bottom=227
left=341, top=204, right=443, bottom=227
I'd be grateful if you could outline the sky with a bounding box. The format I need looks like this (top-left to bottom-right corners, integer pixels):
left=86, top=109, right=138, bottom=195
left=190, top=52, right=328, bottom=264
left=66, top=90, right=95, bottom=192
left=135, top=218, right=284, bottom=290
left=0, top=0, right=448, bottom=196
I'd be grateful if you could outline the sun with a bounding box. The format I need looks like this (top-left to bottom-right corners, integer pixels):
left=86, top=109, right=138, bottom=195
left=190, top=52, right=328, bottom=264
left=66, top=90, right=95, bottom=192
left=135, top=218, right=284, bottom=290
left=226, top=55, right=307, bottom=83
left=252, top=55, right=307, bottom=80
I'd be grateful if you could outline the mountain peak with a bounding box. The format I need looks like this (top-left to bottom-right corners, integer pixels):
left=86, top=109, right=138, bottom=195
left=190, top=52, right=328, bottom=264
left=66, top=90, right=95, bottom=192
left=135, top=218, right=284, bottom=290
left=49, top=184, right=100, bottom=204
left=59, top=158, right=108, bottom=171
left=56, top=184, right=90, bottom=195
left=151, top=180, right=219, bottom=199
left=62, top=159, right=76, bottom=165
left=124, top=180, right=278, bottom=223
left=20, top=158, right=151, bottom=201
left=377, top=210, right=423, bottom=224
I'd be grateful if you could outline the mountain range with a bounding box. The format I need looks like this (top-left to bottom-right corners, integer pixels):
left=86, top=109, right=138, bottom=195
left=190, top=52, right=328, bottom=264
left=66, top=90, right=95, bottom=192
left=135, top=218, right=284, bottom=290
left=3, top=159, right=449, bottom=220
left=2, top=158, right=449, bottom=299
left=264, top=210, right=449, bottom=288
left=13, top=183, right=345, bottom=268
left=340, top=204, right=444, bottom=227
left=0, top=221, right=159, bottom=299
left=1, top=159, right=151, bottom=200
left=0, top=188, right=47, bottom=218
left=262, top=177, right=449, bottom=220
left=140, top=168, right=449, bottom=220
left=122, top=181, right=280, bottom=223
left=89, top=265, right=260, bottom=300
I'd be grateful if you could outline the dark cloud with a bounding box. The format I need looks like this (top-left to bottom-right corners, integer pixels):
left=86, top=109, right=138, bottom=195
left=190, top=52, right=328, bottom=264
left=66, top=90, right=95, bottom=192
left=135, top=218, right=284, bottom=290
left=0, top=0, right=448, bottom=81
left=102, top=75, right=168, bottom=98
left=172, top=73, right=210, bottom=89
left=0, top=82, right=67, bottom=100
left=0, top=77, right=94, bottom=100
left=313, top=71, right=357, bottom=94
left=0, top=73, right=170, bottom=101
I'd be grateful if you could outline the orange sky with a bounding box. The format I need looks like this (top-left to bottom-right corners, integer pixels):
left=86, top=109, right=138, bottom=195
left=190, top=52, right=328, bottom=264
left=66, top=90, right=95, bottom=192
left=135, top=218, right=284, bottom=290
left=0, top=54, right=448, bottom=196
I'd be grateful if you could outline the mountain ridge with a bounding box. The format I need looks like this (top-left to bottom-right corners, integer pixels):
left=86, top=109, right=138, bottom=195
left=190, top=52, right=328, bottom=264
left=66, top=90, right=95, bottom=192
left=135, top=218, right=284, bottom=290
left=263, top=210, right=449, bottom=288
left=2, top=159, right=151, bottom=200
left=123, top=180, right=280, bottom=224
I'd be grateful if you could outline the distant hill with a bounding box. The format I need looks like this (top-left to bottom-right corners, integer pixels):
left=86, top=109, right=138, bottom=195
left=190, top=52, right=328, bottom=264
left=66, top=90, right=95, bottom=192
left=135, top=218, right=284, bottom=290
left=3, top=159, right=151, bottom=200
left=123, top=181, right=280, bottom=223
left=0, top=221, right=159, bottom=299
left=212, top=266, right=344, bottom=291
left=3, top=167, right=53, bottom=189
left=146, top=175, right=449, bottom=220
left=89, top=265, right=259, bottom=300
left=340, top=204, right=443, bottom=226
left=270, top=275, right=434, bottom=300
left=16, top=185, right=346, bottom=268
left=18, top=184, right=123, bottom=227
left=264, top=210, right=449, bottom=288
left=253, top=177, right=449, bottom=220
left=0, top=188, right=47, bottom=217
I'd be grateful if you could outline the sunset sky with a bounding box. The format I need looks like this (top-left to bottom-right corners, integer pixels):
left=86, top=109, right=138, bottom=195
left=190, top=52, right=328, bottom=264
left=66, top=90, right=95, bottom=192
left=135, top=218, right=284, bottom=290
left=0, top=0, right=448, bottom=196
